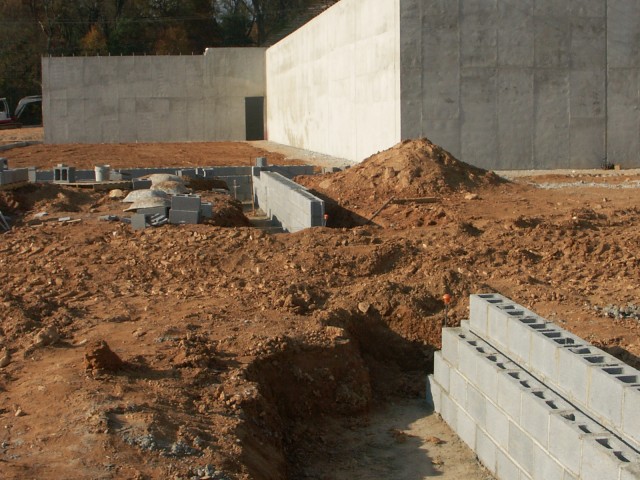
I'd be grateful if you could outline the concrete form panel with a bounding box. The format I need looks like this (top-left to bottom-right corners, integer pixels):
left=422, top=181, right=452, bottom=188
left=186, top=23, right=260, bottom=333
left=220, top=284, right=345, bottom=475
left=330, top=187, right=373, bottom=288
left=460, top=68, right=498, bottom=169
left=460, top=0, right=498, bottom=68
left=607, top=0, right=640, bottom=69
left=497, top=0, right=534, bottom=67
left=267, top=0, right=401, bottom=163
left=534, top=70, right=570, bottom=168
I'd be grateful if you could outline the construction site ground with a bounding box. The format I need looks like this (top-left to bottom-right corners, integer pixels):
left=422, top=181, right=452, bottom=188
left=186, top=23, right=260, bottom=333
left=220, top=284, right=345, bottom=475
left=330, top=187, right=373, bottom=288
left=0, top=128, right=638, bottom=479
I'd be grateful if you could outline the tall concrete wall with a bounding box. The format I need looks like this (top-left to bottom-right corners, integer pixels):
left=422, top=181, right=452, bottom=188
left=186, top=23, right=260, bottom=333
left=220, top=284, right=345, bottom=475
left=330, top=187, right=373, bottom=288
left=42, top=48, right=266, bottom=144
left=265, top=0, right=402, bottom=162
left=400, top=0, right=618, bottom=170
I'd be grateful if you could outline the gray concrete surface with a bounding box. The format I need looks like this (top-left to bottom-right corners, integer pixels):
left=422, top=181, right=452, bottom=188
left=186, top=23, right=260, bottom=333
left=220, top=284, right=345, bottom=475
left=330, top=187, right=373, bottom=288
left=265, top=0, right=402, bottom=163
left=41, top=0, right=640, bottom=169
left=470, top=293, right=640, bottom=451
left=252, top=170, right=324, bottom=233
left=43, top=48, right=266, bottom=143
left=431, top=320, right=640, bottom=480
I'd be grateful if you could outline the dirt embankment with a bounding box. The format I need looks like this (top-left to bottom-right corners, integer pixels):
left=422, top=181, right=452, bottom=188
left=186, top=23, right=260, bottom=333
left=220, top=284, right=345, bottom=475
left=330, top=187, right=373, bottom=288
left=0, top=136, right=638, bottom=479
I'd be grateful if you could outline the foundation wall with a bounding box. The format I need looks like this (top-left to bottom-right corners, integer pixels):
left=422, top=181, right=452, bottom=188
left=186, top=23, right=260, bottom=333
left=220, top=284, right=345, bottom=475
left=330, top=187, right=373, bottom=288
left=42, top=48, right=266, bottom=144
left=265, top=0, right=402, bottom=162
left=429, top=295, right=640, bottom=480
left=252, top=170, right=324, bottom=233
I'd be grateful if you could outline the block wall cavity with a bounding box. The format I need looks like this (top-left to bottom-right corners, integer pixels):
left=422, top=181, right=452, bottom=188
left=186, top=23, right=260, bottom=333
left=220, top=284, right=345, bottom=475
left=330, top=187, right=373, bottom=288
left=252, top=170, right=324, bottom=233
left=429, top=294, right=640, bottom=480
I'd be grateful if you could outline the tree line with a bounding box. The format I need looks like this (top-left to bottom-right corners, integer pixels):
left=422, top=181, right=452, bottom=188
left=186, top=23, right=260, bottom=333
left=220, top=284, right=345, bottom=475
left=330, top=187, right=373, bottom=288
left=0, top=0, right=335, bottom=109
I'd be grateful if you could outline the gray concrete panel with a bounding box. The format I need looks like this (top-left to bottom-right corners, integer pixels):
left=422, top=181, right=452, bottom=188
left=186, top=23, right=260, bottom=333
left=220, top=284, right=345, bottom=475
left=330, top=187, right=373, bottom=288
left=607, top=0, right=640, bottom=69
left=498, top=0, right=534, bottom=67
left=460, top=68, right=498, bottom=169
left=534, top=70, right=570, bottom=168
left=498, top=69, right=534, bottom=169
left=460, top=0, right=498, bottom=68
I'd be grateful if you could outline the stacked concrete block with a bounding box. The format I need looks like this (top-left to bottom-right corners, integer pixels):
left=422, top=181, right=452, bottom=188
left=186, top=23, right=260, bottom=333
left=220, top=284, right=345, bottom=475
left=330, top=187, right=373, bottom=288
left=252, top=170, right=324, bottom=233
left=219, top=175, right=252, bottom=201
left=0, top=157, right=7, bottom=170
left=169, top=194, right=201, bottom=225
left=430, top=320, right=640, bottom=480
left=0, top=168, right=29, bottom=186
left=469, top=293, right=640, bottom=452
left=200, top=202, right=213, bottom=219
left=53, top=164, right=76, bottom=183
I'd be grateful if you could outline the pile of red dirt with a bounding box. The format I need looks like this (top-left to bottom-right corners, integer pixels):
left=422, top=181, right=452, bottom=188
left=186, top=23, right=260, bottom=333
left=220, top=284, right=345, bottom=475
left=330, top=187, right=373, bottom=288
left=299, top=138, right=504, bottom=204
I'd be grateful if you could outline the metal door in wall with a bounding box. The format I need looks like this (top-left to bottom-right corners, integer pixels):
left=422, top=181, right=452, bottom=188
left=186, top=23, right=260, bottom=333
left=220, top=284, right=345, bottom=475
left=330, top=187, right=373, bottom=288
left=245, top=97, right=265, bottom=141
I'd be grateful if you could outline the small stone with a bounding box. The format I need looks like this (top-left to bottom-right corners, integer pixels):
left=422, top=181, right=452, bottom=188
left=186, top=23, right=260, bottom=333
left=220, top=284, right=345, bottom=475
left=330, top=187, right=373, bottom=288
left=14, top=408, right=25, bottom=417
left=108, top=189, right=125, bottom=199
left=357, top=302, right=371, bottom=314
left=31, top=326, right=60, bottom=349
left=464, top=193, right=479, bottom=200
left=0, top=349, right=10, bottom=368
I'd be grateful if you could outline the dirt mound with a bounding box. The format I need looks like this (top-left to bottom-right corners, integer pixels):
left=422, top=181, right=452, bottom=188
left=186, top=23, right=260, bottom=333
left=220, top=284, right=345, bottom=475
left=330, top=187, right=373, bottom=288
left=300, top=138, right=503, bottom=201
left=297, top=138, right=506, bottom=228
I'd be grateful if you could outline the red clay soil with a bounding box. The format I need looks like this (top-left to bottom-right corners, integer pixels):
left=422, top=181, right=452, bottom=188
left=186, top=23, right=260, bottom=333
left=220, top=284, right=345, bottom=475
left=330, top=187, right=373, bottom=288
left=0, top=135, right=638, bottom=479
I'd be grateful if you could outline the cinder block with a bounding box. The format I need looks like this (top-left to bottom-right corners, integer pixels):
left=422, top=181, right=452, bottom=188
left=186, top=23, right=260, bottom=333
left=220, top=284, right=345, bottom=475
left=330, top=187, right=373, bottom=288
left=456, top=406, right=476, bottom=450
left=475, top=352, right=505, bottom=402
left=497, top=369, right=526, bottom=422
left=255, top=156, right=268, bottom=167
left=487, top=301, right=525, bottom=351
left=532, top=442, right=564, bottom=480
left=433, top=351, right=450, bottom=392
left=548, top=410, right=607, bottom=476
left=509, top=421, right=534, bottom=475
left=449, top=367, right=467, bottom=406
left=440, top=390, right=458, bottom=427
left=441, top=327, right=464, bottom=367
left=171, top=194, right=201, bottom=211
left=620, top=462, right=640, bottom=480
left=497, top=448, right=520, bottom=480
left=485, top=398, right=510, bottom=447
left=528, top=327, right=562, bottom=381
left=475, top=427, right=497, bottom=473
left=581, top=436, right=639, bottom=480
left=588, top=364, right=635, bottom=428
left=622, top=385, right=640, bottom=449
left=138, top=206, right=169, bottom=216
left=131, top=213, right=148, bottom=231
left=426, top=374, right=442, bottom=412
left=0, top=157, right=7, bottom=170
left=53, top=164, right=76, bottom=183
left=520, top=389, right=556, bottom=448
left=169, top=209, right=201, bottom=225
left=557, top=346, right=612, bottom=406
left=200, top=202, right=213, bottom=219
left=469, top=293, right=503, bottom=336
left=506, top=314, right=546, bottom=365
left=466, top=384, right=486, bottom=429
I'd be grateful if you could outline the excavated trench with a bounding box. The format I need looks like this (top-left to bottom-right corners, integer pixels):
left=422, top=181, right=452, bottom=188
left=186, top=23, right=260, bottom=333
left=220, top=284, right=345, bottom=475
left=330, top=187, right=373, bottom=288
left=238, top=310, right=432, bottom=479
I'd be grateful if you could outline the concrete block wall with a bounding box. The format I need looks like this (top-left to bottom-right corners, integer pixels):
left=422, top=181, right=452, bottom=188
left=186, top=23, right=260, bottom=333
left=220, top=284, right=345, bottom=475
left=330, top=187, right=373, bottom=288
left=429, top=295, right=640, bottom=480
left=252, top=170, right=324, bottom=233
left=0, top=168, right=29, bottom=186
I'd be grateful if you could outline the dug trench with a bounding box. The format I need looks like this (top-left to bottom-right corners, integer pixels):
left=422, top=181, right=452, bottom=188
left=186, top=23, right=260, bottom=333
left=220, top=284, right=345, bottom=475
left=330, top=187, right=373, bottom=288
left=1, top=138, right=639, bottom=479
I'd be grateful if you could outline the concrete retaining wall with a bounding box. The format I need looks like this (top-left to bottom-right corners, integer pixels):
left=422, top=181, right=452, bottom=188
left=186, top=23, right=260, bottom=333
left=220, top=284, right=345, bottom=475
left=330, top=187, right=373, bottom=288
left=252, top=170, right=324, bottom=233
left=41, top=1, right=640, bottom=168
left=429, top=294, right=640, bottom=479
left=265, top=0, right=402, bottom=162
left=42, top=48, right=266, bottom=143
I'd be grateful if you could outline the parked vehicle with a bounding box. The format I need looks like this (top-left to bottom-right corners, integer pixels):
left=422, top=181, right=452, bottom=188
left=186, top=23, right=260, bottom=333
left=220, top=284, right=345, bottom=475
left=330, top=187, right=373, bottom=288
left=0, top=95, right=42, bottom=129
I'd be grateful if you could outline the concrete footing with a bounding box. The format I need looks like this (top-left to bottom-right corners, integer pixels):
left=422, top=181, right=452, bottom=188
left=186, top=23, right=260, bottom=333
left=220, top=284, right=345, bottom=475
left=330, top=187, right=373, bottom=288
left=430, top=294, right=640, bottom=480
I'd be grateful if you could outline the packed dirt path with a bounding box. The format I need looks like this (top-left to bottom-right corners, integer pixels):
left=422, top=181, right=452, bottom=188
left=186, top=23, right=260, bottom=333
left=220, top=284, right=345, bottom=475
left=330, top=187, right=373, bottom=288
left=0, top=132, right=638, bottom=479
